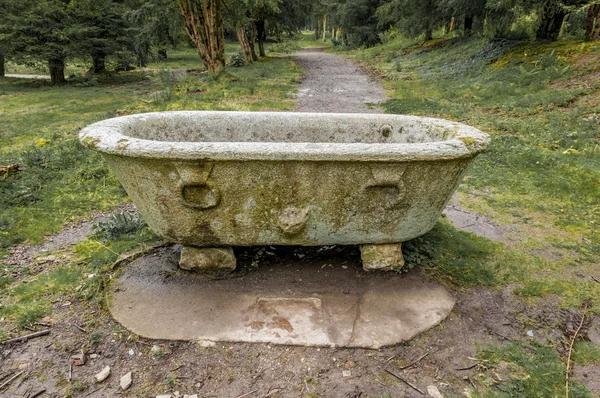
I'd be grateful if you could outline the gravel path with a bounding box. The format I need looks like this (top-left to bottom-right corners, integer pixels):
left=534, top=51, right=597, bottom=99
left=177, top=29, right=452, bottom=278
left=293, top=48, right=386, bottom=113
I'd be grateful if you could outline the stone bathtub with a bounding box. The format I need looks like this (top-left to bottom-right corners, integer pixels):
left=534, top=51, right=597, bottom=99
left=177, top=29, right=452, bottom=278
left=80, top=111, right=489, bottom=273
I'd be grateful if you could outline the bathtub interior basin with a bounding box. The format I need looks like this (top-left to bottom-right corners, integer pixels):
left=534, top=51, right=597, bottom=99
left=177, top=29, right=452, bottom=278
left=80, top=111, right=489, bottom=273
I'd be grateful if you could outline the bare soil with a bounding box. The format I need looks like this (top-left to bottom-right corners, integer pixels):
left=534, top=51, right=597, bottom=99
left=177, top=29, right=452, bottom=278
left=1, top=50, right=597, bottom=398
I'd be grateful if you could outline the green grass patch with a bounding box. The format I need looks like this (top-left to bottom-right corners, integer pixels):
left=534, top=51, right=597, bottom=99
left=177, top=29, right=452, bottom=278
left=472, top=342, right=591, bottom=397
left=0, top=264, right=84, bottom=327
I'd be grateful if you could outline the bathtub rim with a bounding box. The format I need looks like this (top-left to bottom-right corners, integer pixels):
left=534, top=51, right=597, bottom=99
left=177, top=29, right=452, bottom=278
left=79, top=111, right=490, bottom=162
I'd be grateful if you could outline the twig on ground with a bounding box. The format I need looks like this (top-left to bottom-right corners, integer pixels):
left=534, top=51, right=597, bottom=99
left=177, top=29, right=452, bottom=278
left=486, top=329, right=512, bottom=341
left=29, top=388, right=47, bottom=398
left=1, top=329, right=51, bottom=344
left=384, top=368, right=425, bottom=395
left=72, top=323, right=87, bottom=333
left=68, top=364, right=72, bottom=382
left=591, top=276, right=600, bottom=284
left=566, top=304, right=589, bottom=398
left=456, top=363, right=479, bottom=371
left=84, top=387, right=101, bottom=397
left=265, top=387, right=281, bottom=397
left=0, top=370, right=24, bottom=391
left=399, top=351, right=430, bottom=370
left=237, top=389, right=258, bottom=398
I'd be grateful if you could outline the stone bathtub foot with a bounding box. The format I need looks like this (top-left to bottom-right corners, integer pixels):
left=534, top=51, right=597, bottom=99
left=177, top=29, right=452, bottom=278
left=179, top=246, right=237, bottom=274
left=360, top=243, right=404, bottom=272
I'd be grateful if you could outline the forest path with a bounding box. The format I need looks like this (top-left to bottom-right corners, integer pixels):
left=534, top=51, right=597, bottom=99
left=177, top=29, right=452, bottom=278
left=291, top=48, right=509, bottom=241
left=293, top=48, right=386, bottom=113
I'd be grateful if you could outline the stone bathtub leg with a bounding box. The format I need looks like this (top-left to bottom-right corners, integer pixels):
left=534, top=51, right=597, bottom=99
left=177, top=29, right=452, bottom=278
left=179, top=246, right=237, bottom=274
left=360, top=243, right=405, bottom=272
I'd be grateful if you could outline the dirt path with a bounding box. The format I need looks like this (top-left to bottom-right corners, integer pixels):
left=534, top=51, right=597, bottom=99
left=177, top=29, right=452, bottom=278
left=293, top=48, right=385, bottom=113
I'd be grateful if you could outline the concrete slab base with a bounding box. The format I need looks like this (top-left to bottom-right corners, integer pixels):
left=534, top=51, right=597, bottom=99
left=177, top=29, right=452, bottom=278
left=109, top=246, right=455, bottom=349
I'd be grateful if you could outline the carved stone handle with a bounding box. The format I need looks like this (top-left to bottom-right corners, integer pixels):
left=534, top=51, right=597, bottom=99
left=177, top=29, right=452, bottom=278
left=175, top=162, right=221, bottom=209
left=277, top=206, right=310, bottom=235
left=178, top=180, right=221, bottom=209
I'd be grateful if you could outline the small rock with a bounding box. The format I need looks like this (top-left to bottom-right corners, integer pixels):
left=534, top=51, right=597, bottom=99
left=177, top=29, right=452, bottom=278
left=427, top=385, right=444, bottom=398
left=120, top=371, right=132, bottom=390
left=94, top=366, right=111, bottom=382
left=156, top=395, right=172, bottom=398
left=183, top=395, right=199, bottom=398
left=342, top=370, right=352, bottom=377
left=345, top=360, right=355, bottom=369
left=18, top=362, right=31, bottom=369
left=198, top=340, right=216, bottom=348
left=151, top=345, right=163, bottom=354
left=72, top=350, right=86, bottom=366
left=526, top=330, right=534, bottom=337
left=128, top=348, right=135, bottom=356
left=41, top=316, right=57, bottom=325
left=439, top=382, right=449, bottom=387
left=90, top=354, right=99, bottom=359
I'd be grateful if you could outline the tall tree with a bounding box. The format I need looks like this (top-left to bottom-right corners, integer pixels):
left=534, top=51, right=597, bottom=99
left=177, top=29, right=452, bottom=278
left=378, top=0, right=444, bottom=41
left=178, top=0, right=225, bottom=73
left=585, top=2, right=600, bottom=40
left=125, top=0, right=185, bottom=66
left=70, top=0, right=129, bottom=73
left=0, top=49, right=5, bottom=77
left=0, top=0, right=72, bottom=84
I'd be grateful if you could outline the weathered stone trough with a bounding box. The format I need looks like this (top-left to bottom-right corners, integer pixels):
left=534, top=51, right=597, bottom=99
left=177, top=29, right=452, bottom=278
left=80, top=111, right=489, bottom=273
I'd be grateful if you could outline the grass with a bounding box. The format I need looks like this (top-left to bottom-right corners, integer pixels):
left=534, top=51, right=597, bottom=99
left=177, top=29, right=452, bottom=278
left=471, top=342, right=592, bottom=398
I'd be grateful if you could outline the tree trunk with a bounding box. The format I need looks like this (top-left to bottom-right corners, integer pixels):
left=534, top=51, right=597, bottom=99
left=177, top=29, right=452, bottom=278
left=585, top=4, right=600, bottom=41
left=92, top=52, right=106, bottom=73
left=0, top=49, right=5, bottom=78
left=315, top=18, right=320, bottom=41
left=178, top=0, right=225, bottom=74
left=536, top=1, right=567, bottom=41
left=250, top=23, right=258, bottom=61
left=449, top=16, right=455, bottom=33
left=255, top=20, right=266, bottom=57
left=464, top=14, right=473, bottom=36
left=48, top=58, right=65, bottom=84
left=322, top=15, right=327, bottom=42
left=236, top=25, right=254, bottom=63
left=424, top=27, right=433, bottom=41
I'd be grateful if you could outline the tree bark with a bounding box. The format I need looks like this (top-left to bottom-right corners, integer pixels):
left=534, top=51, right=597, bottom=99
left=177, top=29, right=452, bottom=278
left=315, top=18, right=320, bottom=41
left=449, top=16, right=455, bottom=33
left=322, top=14, right=327, bottom=41
left=92, top=52, right=106, bottom=73
left=236, top=25, right=254, bottom=63
left=586, top=4, right=600, bottom=41
left=250, top=23, right=258, bottom=61
left=464, top=14, right=473, bottom=36
left=255, top=19, right=266, bottom=57
left=0, top=49, right=5, bottom=77
left=48, top=58, right=65, bottom=84
left=536, top=1, right=567, bottom=41
left=178, top=0, right=225, bottom=74
left=424, top=27, right=433, bottom=41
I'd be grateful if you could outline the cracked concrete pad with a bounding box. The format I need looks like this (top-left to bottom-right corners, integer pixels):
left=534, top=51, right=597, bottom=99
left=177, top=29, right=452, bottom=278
left=109, top=247, right=455, bottom=348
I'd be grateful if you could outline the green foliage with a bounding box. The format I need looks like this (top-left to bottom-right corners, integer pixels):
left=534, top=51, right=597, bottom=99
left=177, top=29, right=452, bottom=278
left=403, top=220, right=502, bottom=286
left=472, top=342, right=591, bottom=397
left=93, top=212, right=149, bottom=243
left=0, top=265, right=84, bottom=327
left=229, top=52, right=248, bottom=67
left=572, top=341, right=600, bottom=365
